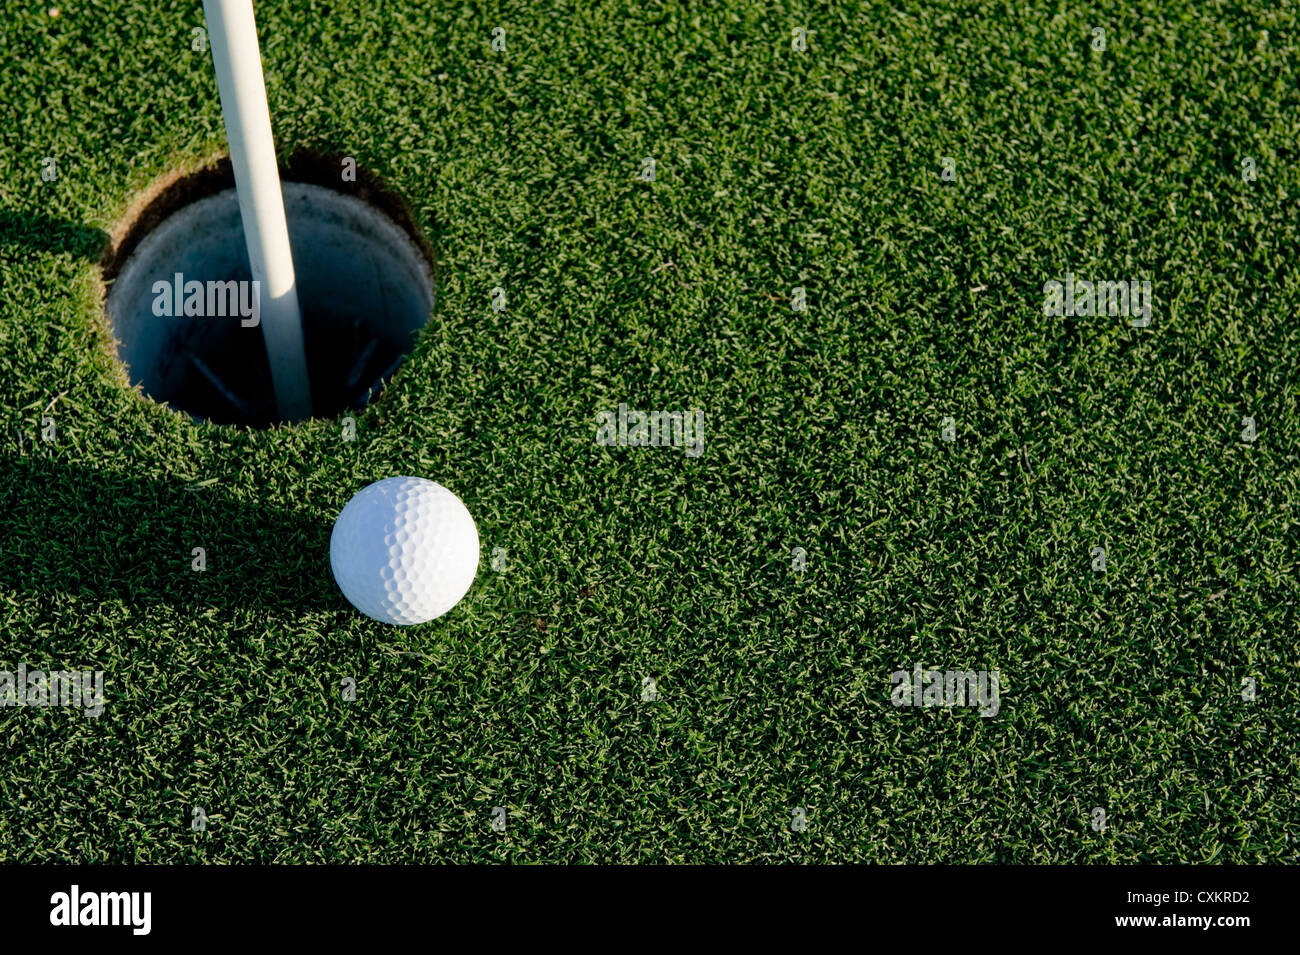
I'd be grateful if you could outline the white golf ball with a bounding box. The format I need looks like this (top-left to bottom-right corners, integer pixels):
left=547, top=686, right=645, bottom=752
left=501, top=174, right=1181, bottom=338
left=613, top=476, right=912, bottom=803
left=329, top=476, right=480, bottom=625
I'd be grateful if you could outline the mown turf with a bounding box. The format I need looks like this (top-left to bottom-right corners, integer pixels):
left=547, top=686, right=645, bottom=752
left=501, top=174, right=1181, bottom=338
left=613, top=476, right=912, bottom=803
left=0, top=0, right=1297, bottom=862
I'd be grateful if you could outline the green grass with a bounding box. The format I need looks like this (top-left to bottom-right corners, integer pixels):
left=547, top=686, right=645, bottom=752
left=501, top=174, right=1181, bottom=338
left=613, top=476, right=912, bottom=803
left=1, top=0, right=1297, bottom=863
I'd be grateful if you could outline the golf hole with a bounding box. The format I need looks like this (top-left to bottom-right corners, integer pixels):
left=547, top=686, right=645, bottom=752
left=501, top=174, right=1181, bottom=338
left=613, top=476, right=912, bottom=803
left=104, top=162, right=434, bottom=426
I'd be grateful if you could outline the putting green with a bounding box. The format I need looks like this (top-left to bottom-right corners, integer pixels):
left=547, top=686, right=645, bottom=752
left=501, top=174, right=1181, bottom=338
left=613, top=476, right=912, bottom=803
left=0, top=1, right=1296, bottom=863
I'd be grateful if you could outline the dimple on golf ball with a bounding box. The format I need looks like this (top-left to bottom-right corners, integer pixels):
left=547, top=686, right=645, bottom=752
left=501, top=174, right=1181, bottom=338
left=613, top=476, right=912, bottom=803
left=329, top=476, right=480, bottom=625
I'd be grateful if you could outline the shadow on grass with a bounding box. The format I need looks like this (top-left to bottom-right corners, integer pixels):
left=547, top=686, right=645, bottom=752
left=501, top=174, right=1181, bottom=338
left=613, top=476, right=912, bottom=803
left=0, top=456, right=342, bottom=615
left=0, top=209, right=109, bottom=262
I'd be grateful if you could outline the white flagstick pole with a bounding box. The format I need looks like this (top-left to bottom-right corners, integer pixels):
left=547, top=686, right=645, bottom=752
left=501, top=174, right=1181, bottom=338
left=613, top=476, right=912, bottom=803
left=202, top=0, right=311, bottom=421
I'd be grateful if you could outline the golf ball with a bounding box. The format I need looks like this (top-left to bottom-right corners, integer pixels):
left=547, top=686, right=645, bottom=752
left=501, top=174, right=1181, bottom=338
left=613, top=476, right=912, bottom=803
left=329, top=476, right=480, bottom=625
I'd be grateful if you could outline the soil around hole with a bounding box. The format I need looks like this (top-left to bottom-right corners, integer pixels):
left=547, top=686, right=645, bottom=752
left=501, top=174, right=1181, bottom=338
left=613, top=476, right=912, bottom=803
left=103, top=150, right=435, bottom=281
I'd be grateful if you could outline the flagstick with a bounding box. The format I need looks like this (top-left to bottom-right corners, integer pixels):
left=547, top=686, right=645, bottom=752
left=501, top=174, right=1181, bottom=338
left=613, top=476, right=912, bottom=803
left=202, top=0, right=311, bottom=420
